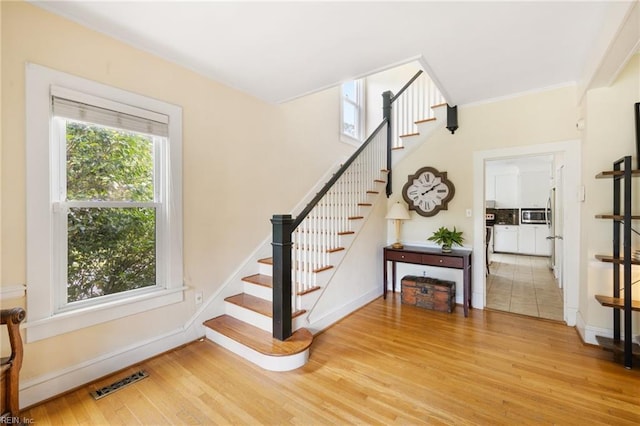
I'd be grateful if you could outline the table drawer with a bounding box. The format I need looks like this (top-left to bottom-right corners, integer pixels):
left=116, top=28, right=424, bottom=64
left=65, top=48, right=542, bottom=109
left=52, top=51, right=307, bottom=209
left=386, top=251, right=423, bottom=263
left=421, top=254, right=463, bottom=268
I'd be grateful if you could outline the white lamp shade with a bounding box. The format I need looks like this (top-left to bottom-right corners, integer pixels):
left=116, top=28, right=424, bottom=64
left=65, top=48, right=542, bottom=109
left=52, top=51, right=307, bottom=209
left=386, top=202, right=411, bottom=220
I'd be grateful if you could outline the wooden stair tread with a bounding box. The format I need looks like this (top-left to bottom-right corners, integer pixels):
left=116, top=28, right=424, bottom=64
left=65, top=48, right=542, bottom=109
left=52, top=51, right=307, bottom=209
left=242, top=274, right=321, bottom=296
left=225, top=293, right=305, bottom=318
left=399, top=132, right=420, bottom=138
left=242, top=273, right=272, bottom=288
left=432, top=102, right=447, bottom=109
left=595, top=335, right=640, bottom=357
left=595, top=294, right=640, bottom=311
left=226, top=293, right=272, bottom=316
left=415, top=117, right=436, bottom=124
left=203, top=315, right=312, bottom=356
left=249, top=258, right=336, bottom=272
left=258, top=257, right=272, bottom=265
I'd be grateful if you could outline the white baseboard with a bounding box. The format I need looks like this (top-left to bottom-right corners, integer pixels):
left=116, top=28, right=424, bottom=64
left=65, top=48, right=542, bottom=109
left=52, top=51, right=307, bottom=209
left=306, top=288, right=381, bottom=334
left=575, top=311, right=612, bottom=345
left=20, top=324, right=200, bottom=409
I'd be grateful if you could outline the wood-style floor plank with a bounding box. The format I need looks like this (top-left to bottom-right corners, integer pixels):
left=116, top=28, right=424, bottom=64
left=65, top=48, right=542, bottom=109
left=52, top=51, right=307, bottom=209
left=21, top=295, right=640, bottom=425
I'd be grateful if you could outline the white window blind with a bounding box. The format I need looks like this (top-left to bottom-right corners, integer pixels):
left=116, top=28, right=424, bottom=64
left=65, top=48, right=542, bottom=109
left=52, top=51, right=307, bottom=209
left=51, top=86, right=169, bottom=137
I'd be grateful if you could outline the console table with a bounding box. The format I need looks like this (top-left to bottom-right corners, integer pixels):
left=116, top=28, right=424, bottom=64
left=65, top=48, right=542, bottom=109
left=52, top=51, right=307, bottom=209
left=383, top=245, right=472, bottom=317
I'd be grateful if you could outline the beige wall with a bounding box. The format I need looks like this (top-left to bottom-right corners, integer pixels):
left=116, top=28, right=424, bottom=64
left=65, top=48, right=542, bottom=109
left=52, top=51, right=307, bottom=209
left=0, top=1, right=350, bottom=383
left=580, top=54, right=640, bottom=333
left=391, top=85, right=580, bottom=246
left=1, top=0, right=638, bottom=404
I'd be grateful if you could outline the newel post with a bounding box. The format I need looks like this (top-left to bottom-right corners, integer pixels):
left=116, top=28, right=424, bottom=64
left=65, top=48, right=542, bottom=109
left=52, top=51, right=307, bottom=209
left=271, top=214, right=293, bottom=340
left=382, top=90, right=393, bottom=197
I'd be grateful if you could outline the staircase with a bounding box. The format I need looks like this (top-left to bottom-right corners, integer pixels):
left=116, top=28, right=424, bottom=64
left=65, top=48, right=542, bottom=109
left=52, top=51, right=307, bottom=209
left=203, top=70, right=446, bottom=371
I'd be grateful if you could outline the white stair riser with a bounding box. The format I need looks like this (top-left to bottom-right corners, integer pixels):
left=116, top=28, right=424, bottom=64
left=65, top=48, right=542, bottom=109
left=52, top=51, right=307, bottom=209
left=204, top=329, right=309, bottom=372
left=225, top=303, right=272, bottom=333
left=243, top=282, right=272, bottom=301
left=258, top=262, right=272, bottom=276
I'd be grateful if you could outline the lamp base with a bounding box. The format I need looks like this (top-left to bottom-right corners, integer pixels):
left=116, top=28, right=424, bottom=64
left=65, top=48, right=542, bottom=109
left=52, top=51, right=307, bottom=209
left=391, top=242, right=404, bottom=249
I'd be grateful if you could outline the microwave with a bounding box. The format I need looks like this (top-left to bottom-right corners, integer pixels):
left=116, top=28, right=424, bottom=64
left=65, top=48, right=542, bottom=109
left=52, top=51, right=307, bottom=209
left=521, top=208, right=550, bottom=225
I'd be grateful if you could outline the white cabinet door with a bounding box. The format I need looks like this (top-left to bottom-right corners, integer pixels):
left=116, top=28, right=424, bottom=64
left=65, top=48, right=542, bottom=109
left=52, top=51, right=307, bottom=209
left=534, top=225, right=552, bottom=256
left=518, top=225, right=552, bottom=255
left=485, top=174, right=496, bottom=201
left=518, top=226, right=536, bottom=255
left=494, top=225, right=519, bottom=253
left=519, top=171, right=550, bottom=207
left=494, top=174, right=518, bottom=208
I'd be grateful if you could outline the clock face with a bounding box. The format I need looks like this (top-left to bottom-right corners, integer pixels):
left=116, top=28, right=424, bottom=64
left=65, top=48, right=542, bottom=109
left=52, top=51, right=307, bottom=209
left=402, top=167, right=455, bottom=217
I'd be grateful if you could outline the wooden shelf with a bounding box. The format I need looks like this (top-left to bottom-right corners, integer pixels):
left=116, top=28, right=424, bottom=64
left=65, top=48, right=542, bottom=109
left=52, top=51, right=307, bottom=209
left=595, top=335, right=640, bottom=358
left=595, top=169, right=640, bottom=179
left=595, top=214, right=640, bottom=220
left=595, top=294, right=640, bottom=312
left=595, top=254, right=640, bottom=265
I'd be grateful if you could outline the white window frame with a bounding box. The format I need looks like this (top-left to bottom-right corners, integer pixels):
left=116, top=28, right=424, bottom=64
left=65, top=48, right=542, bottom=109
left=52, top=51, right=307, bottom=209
left=340, top=79, right=365, bottom=145
left=25, top=63, right=184, bottom=342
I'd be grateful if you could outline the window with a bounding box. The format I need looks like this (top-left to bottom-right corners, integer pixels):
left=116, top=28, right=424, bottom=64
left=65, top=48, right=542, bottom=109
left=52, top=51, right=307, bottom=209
left=25, top=64, right=184, bottom=342
left=340, top=79, right=365, bottom=144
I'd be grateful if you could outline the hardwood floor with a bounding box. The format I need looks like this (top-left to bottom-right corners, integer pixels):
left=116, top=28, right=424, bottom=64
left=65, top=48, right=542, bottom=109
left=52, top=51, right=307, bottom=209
left=22, top=296, right=640, bottom=425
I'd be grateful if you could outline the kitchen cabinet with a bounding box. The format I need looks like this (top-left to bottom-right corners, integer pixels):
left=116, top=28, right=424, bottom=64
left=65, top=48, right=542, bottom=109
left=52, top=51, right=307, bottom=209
left=494, top=174, right=518, bottom=208
left=519, top=171, right=550, bottom=207
left=518, top=225, right=551, bottom=256
left=493, top=225, right=518, bottom=253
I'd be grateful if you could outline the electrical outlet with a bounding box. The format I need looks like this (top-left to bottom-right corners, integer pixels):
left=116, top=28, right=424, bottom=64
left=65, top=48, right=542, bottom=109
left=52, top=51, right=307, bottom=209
left=195, top=291, right=203, bottom=305
left=466, top=209, right=472, bottom=217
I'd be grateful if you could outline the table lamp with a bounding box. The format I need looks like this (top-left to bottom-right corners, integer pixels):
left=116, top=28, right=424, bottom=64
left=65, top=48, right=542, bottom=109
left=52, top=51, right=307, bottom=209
left=386, top=202, right=411, bottom=249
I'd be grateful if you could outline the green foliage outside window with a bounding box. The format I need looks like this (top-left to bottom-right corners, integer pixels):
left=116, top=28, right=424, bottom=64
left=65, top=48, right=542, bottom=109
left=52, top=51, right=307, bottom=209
left=66, top=122, right=157, bottom=303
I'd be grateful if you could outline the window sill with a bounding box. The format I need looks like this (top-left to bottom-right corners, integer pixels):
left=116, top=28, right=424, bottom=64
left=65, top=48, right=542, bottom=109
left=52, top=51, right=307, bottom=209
left=24, top=286, right=187, bottom=343
left=340, top=134, right=363, bottom=148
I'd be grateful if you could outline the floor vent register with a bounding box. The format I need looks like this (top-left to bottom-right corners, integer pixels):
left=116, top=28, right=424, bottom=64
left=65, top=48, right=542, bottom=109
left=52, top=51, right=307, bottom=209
left=90, top=370, right=149, bottom=400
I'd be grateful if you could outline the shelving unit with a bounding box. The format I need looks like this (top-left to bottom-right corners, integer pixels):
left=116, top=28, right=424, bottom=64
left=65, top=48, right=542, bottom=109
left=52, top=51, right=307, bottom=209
left=595, top=156, right=640, bottom=369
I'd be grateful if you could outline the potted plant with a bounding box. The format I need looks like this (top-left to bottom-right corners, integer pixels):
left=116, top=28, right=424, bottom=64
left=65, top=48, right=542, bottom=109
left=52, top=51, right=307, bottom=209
left=428, top=226, right=464, bottom=253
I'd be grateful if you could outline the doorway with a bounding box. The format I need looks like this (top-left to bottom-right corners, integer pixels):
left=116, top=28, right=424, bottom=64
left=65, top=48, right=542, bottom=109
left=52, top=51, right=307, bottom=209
left=472, top=140, right=581, bottom=326
left=484, top=154, right=563, bottom=321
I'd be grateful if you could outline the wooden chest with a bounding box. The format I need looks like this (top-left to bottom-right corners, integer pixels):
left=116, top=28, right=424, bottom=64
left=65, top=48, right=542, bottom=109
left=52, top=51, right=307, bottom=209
left=401, top=275, right=456, bottom=313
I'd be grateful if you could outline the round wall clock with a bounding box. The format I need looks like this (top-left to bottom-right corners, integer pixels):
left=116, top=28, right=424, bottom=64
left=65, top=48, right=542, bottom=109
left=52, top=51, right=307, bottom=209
left=402, top=166, right=455, bottom=217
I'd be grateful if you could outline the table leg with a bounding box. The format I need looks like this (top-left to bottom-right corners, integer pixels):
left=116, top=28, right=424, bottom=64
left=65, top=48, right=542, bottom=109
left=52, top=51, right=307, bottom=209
left=392, top=261, right=396, bottom=293
left=383, top=258, right=387, bottom=299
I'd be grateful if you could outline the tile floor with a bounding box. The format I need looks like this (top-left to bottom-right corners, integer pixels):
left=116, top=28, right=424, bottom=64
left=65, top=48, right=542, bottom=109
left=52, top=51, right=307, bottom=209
left=486, top=252, right=564, bottom=321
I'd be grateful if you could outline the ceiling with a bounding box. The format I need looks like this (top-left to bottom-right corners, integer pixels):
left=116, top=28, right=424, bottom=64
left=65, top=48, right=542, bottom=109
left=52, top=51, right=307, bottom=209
left=31, top=1, right=635, bottom=105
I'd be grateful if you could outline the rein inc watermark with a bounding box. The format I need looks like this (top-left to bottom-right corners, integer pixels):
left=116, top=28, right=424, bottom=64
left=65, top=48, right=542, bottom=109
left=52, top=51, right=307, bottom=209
left=1, top=417, right=35, bottom=424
